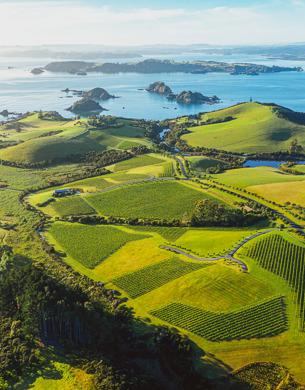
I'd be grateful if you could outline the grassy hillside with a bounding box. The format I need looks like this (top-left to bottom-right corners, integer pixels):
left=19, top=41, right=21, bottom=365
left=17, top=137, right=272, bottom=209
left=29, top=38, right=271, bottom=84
left=0, top=136, right=104, bottom=164
left=181, top=102, right=305, bottom=153
left=211, top=166, right=305, bottom=188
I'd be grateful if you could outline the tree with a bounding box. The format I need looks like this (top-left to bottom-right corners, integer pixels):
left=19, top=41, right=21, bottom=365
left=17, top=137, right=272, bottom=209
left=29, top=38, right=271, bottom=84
left=288, top=138, right=303, bottom=155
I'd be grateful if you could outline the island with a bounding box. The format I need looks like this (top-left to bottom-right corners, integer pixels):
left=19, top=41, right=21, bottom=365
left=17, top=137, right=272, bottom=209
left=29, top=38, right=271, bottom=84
left=61, top=87, right=118, bottom=101
left=30, top=68, right=44, bottom=75
left=146, top=82, right=220, bottom=104
left=146, top=81, right=173, bottom=95
left=66, top=98, right=106, bottom=113
left=43, top=58, right=303, bottom=75
left=169, top=91, right=220, bottom=104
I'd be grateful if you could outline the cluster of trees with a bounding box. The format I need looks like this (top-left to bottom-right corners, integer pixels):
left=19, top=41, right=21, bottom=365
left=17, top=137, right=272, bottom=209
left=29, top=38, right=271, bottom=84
left=191, top=199, right=263, bottom=227
left=82, top=149, right=132, bottom=167
left=0, top=243, right=218, bottom=389
left=88, top=115, right=125, bottom=129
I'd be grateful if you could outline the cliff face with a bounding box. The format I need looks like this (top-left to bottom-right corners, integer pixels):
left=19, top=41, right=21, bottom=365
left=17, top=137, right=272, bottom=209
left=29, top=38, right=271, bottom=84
left=146, top=81, right=173, bottom=95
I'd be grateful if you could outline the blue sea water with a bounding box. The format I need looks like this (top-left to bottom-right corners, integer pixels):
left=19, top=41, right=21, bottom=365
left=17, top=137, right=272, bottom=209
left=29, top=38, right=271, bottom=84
left=0, top=54, right=305, bottom=121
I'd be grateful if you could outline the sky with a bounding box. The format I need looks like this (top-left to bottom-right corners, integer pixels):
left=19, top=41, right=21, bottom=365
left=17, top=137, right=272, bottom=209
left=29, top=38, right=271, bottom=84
left=1, top=0, right=305, bottom=46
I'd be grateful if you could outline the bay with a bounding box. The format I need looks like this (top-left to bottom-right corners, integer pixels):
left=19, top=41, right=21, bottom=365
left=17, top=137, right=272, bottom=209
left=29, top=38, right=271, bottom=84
left=0, top=54, right=305, bottom=121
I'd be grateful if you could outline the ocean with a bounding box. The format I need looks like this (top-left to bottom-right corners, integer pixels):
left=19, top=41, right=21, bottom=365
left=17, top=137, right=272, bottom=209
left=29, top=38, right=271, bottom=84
left=0, top=53, right=305, bottom=121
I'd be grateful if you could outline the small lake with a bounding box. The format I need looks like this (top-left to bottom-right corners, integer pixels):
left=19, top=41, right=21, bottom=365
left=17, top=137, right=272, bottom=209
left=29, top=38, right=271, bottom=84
left=243, top=160, right=305, bottom=168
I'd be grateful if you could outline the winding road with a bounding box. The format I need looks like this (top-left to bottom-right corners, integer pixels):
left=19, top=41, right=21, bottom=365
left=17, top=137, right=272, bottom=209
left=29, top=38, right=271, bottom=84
left=160, top=228, right=279, bottom=272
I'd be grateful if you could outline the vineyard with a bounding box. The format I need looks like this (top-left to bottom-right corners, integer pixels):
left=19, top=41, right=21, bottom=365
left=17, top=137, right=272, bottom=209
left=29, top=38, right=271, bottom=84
left=49, top=222, right=148, bottom=268
left=86, top=180, right=223, bottom=220
left=150, top=297, right=287, bottom=341
left=158, top=162, right=174, bottom=178
left=51, top=196, right=96, bottom=217
left=246, top=233, right=305, bottom=328
left=112, top=257, right=213, bottom=299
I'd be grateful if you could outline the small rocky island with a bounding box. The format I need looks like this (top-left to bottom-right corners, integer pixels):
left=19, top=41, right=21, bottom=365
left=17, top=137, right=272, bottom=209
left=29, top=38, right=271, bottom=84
left=62, top=87, right=118, bottom=100
left=169, top=91, right=220, bottom=104
left=146, top=81, right=173, bottom=95
left=66, top=98, right=106, bottom=113
left=31, top=68, right=44, bottom=75
left=146, top=82, right=220, bottom=105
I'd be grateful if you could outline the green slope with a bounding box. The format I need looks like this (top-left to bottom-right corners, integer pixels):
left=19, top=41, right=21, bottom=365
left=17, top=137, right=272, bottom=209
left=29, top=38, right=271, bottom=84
left=181, top=102, right=305, bottom=153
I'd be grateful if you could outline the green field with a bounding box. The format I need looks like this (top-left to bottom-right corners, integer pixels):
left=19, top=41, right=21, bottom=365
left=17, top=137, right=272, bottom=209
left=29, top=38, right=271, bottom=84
left=48, top=222, right=148, bottom=268
left=86, top=180, right=226, bottom=220
left=174, top=229, right=251, bottom=257
left=0, top=136, right=104, bottom=164
left=112, top=257, right=213, bottom=298
left=248, top=180, right=305, bottom=206
left=113, top=154, right=165, bottom=172
left=180, top=102, right=305, bottom=153
left=187, top=156, right=227, bottom=173
left=130, top=225, right=187, bottom=241
left=51, top=196, right=96, bottom=217
left=211, top=166, right=305, bottom=188
left=151, top=296, right=287, bottom=341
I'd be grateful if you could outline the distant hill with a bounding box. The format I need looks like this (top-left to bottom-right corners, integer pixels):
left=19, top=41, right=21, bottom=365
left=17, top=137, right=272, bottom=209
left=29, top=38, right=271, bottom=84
left=44, top=59, right=303, bottom=75
left=178, top=102, right=305, bottom=154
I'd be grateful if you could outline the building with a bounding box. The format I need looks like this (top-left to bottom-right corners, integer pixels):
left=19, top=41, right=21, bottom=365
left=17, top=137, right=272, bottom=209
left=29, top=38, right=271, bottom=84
left=52, top=189, right=76, bottom=197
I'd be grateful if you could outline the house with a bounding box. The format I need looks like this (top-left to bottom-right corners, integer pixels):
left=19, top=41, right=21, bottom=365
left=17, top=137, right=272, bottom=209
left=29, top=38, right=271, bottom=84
left=52, top=189, right=76, bottom=197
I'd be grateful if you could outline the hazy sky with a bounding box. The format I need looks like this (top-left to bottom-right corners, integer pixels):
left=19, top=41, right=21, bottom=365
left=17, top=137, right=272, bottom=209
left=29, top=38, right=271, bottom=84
left=1, top=0, right=305, bottom=46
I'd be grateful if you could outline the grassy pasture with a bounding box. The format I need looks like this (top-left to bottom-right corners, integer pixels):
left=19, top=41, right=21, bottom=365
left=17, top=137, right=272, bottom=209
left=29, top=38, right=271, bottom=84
left=51, top=196, right=96, bottom=217
left=174, top=229, right=252, bottom=257
left=112, top=257, right=213, bottom=299
left=0, top=136, right=104, bottom=164
left=211, top=166, right=305, bottom=188
left=130, top=225, right=187, bottom=241
left=181, top=102, right=305, bottom=153
left=86, top=180, right=225, bottom=220
left=113, top=154, right=165, bottom=172
left=248, top=180, right=305, bottom=207
left=187, top=156, right=227, bottom=173
left=151, top=296, right=287, bottom=342
left=48, top=222, right=148, bottom=269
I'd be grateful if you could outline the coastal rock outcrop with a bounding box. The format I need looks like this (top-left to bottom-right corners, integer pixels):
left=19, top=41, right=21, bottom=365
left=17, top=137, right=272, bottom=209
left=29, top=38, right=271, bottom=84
left=31, top=68, right=44, bottom=75
left=66, top=98, right=106, bottom=113
left=145, top=82, right=173, bottom=95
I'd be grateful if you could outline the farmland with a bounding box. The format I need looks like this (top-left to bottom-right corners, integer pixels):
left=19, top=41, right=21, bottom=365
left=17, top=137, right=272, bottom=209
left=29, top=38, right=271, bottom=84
left=85, top=180, right=227, bottom=220
left=210, top=166, right=305, bottom=188
left=151, top=296, right=287, bottom=341
left=187, top=156, right=227, bottom=173
left=112, top=257, right=213, bottom=298
left=48, top=222, right=148, bottom=268
left=51, top=196, right=96, bottom=217
left=245, top=233, right=305, bottom=329
left=113, top=154, right=165, bottom=172
left=3, top=105, right=305, bottom=388
left=248, top=180, right=305, bottom=207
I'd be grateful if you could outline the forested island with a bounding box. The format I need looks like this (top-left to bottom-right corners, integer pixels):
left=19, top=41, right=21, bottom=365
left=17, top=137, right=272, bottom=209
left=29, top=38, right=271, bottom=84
left=41, top=58, right=303, bottom=75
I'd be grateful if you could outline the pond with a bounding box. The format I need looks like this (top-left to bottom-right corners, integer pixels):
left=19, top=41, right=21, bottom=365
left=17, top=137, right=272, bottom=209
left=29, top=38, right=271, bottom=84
left=243, top=160, right=305, bottom=168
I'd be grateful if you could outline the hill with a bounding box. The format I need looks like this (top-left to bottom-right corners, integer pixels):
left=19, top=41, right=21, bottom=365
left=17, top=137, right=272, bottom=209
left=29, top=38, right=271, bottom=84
left=178, top=102, right=305, bottom=153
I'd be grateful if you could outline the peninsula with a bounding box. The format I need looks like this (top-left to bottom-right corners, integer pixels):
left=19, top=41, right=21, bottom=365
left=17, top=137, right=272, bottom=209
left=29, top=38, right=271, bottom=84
left=43, top=58, right=303, bottom=75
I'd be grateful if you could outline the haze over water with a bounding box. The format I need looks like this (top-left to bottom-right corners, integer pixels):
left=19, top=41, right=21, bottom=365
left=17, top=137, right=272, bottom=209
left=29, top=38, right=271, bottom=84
left=1, top=53, right=305, bottom=121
